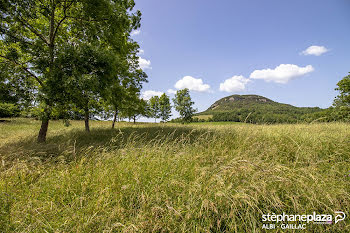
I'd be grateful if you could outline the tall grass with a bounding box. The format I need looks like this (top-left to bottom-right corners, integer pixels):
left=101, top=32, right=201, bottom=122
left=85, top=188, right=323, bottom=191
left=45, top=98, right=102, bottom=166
left=0, top=119, right=349, bottom=232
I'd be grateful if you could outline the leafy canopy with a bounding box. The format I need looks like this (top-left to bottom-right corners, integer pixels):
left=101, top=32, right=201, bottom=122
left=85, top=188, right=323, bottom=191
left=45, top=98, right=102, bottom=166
left=173, top=88, right=196, bottom=123
left=149, top=96, right=160, bottom=121
left=159, top=93, right=172, bottom=122
left=0, top=0, right=144, bottom=141
left=334, top=72, right=350, bottom=107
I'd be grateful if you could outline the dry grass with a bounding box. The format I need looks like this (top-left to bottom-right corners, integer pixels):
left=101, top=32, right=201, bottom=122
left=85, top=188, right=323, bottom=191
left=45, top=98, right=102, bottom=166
left=0, top=119, right=349, bottom=232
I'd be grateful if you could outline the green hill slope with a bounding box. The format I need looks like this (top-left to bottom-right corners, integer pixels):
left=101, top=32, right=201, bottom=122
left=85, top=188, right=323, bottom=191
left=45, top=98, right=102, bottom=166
left=197, top=95, right=323, bottom=123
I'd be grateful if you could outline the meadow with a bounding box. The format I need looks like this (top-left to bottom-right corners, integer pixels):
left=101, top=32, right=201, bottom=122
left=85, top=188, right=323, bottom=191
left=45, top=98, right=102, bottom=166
left=0, top=119, right=349, bottom=232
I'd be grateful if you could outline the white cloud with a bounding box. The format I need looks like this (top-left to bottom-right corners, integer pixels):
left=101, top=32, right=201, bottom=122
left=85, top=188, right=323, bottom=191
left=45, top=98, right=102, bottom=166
left=301, top=45, right=328, bottom=56
left=174, top=76, right=210, bottom=92
left=219, top=75, right=250, bottom=92
left=141, top=90, right=163, bottom=100
left=138, top=49, right=144, bottom=55
left=131, top=30, right=141, bottom=36
left=139, top=57, right=151, bottom=70
left=167, top=89, right=177, bottom=94
left=249, top=64, right=314, bottom=84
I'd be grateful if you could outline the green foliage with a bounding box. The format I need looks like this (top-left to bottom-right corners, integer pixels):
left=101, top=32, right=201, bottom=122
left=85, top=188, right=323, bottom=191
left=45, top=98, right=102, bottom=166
left=103, top=63, right=148, bottom=125
left=327, top=72, right=350, bottom=122
left=148, top=96, right=160, bottom=122
left=334, top=72, right=350, bottom=107
left=120, top=96, right=147, bottom=123
left=0, top=63, right=36, bottom=113
left=0, top=103, right=20, bottom=117
left=159, top=93, right=172, bottom=122
left=173, top=88, right=196, bottom=123
left=0, top=0, right=144, bottom=141
left=301, top=107, right=350, bottom=123
left=333, top=106, right=350, bottom=121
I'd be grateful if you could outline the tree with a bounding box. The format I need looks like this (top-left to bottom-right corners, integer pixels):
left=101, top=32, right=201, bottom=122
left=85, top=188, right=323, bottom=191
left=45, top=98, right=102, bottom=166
left=119, top=95, right=147, bottom=124
left=173, top=88, right=196, bottom=123
left=107, top=84, right=126, bottom=129
left=159, top=93, right=172, bottom=122
left=149, top=96, right=160, bottom=123
left=56, top=44, right=121, bottom=132
left=106, top=59, right=148, bottom=128
left=332, top=72, right=350, bottom=121
left=0, top=0, right=141, bottom=142
left=130, top=98, right=147, bottom=124
left=334, top=73, right=350, bottom=107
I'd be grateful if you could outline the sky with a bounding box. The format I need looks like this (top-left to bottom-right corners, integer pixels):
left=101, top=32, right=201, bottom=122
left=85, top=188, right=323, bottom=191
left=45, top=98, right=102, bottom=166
left=132, top=0, right=350, bottom=119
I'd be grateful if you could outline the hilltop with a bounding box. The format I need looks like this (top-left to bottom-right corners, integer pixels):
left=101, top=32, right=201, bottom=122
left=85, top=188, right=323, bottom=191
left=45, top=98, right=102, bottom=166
left=206, top=95, right=286, bottom=112
left=197, top=95, right=323, bottom=123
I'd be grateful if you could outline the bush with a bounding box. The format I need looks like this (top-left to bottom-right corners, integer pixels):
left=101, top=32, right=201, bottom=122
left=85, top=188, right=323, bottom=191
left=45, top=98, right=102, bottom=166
left=331, top=106, right=350, bottom=122
left=301, top=107, right=350, bottom=123
left=0, top=103, right=20, bottom=117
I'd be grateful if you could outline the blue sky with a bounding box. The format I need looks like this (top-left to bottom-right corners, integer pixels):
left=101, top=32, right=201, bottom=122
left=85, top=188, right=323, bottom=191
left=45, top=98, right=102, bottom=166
left=132, top=0, right=350, bottom=117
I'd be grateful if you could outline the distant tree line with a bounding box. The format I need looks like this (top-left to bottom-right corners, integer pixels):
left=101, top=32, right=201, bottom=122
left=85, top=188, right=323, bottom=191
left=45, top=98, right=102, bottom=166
left=195, top=106, right=349, bottom=124
left=208, top=108, right=323, bottom=124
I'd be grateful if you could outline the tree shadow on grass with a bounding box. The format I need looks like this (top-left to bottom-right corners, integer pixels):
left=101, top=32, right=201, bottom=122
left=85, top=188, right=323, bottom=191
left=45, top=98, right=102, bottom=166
left=0, top=124, right=213, bottom=167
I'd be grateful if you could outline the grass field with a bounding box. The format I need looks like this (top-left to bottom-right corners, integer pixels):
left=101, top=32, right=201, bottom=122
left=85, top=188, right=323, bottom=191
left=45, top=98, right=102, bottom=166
left=1, top=118, right=350, bottom=232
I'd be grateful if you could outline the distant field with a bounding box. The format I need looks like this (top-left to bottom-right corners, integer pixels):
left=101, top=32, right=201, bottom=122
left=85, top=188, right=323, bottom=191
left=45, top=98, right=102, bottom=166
left=193, top=114, right=213, bottom=120
left=190, top=121, right=243, bottom=125
left=1, top=118, right=350, bottom=232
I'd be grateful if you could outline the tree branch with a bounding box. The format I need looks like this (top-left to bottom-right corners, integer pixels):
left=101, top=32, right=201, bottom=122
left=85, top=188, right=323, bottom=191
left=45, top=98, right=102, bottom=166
left=0, top=55, right=44, bottom=87
left=15, top=15, right=49, bottom=46
left=0, top=28, right=34, bottom=46
left=52, top=1, right=75, bottom=44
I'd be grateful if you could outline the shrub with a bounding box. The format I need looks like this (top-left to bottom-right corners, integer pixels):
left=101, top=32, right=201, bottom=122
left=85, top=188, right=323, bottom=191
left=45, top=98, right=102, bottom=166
left=0, top=103, right=20, bottom=117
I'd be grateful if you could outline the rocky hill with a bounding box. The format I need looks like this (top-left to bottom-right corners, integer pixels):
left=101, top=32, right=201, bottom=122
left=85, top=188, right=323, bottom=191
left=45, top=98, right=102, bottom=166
left=197, top=95, right=323, bottom=123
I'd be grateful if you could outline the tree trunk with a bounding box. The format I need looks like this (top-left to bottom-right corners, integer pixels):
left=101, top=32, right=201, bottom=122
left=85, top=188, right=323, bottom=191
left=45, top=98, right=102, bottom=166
left=112, top=110, right=118, bottom=129
left=37, top=119, right=49, bottom=143
left=84, top=108, right=90, bottom=132
left=37, top=7, right=55, bottom=143
left=133, top=116, right=136, bottom=124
